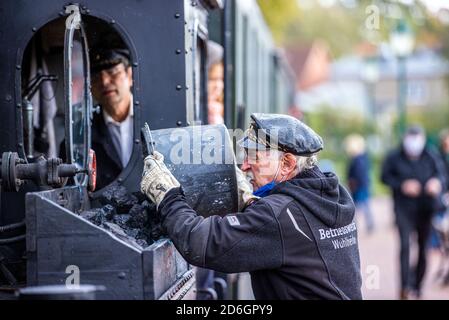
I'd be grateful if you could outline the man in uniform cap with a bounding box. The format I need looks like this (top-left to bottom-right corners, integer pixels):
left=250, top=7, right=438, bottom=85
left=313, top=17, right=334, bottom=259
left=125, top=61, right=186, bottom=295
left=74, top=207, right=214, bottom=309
left=140, top=113, right=363, bottom=299
left=90, top=48, right=134, bottom=189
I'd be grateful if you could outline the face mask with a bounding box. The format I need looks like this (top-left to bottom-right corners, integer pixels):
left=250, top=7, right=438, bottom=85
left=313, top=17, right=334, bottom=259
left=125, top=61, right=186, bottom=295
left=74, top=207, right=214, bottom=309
left=253, top=181, right=276, bottom=197
left=253, top=158, right=284, bottom=197
left=403, top=135, right=425, bottom=157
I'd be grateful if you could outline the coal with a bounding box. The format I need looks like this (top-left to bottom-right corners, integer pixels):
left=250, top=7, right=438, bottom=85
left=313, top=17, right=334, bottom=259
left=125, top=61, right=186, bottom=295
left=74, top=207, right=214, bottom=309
left=99, top=186, right=140, bottom=214
left=81, top=204, right=116, bottom=226
left=113, top=214, right=131, bottom=227
left=127, top=204, right=148, bottom=228
left=81, top=185, right=165, bottom=249
left=124, top=228, right=139, bottom=238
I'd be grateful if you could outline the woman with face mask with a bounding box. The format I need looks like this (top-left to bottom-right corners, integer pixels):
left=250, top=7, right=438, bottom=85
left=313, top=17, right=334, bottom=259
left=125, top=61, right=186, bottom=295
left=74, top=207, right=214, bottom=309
left=381, top=125, right=447, bottom=300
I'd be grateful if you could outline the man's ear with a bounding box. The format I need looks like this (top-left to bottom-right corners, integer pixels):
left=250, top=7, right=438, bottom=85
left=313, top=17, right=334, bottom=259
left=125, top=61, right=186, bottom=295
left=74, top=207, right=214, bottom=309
left=281, top=153, right=297, bottom=176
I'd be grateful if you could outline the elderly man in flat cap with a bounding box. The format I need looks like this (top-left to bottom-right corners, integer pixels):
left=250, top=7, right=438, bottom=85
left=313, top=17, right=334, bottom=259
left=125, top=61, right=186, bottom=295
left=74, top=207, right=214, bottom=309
left=90, top=48, right=134, bottom=189
left=140, top=113, right=363, bottom=300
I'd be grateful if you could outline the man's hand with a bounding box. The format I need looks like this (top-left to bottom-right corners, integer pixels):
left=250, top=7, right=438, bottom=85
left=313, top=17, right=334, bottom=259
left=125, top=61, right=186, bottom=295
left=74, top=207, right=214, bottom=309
left=401, top=179, right=422, bottom=197
left=424, top=178, right=442, bottom=198
left=141, top=151, right=180, bottom=208
left=236, top=166, right=259, bottom=210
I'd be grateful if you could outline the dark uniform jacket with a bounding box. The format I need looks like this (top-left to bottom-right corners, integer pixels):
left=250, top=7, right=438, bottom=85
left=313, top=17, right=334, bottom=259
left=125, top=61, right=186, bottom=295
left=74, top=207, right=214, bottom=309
left=59, top=110, right=122, bottom=190
left=91, top=111, right=123, bottom=189
left=381, top=147, right=447, bottom=216
left=159, top=166, right=363, bottom=300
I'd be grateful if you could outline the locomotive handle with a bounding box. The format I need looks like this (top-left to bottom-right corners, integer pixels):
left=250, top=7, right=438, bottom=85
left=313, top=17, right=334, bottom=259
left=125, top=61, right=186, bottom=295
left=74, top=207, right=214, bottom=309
left=141, top=122, right=156, bottom=157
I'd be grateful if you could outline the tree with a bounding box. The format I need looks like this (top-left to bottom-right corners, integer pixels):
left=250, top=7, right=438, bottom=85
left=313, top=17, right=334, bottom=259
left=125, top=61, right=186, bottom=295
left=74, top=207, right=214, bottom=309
left=256, top=0, right=301, bottom=44
left=258, top=0, right=444, bottom=58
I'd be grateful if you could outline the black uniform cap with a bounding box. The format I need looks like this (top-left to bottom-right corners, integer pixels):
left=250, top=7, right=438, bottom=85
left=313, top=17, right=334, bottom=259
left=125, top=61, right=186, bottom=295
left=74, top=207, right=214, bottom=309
left=90, top=48, right=130, bottom=74
left=238, top=113, right=323, bottom=156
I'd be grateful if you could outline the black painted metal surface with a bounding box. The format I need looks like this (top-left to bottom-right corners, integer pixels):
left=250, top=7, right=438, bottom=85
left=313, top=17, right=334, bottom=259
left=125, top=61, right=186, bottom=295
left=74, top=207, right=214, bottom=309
left=150, top=124, right=238, bottom=217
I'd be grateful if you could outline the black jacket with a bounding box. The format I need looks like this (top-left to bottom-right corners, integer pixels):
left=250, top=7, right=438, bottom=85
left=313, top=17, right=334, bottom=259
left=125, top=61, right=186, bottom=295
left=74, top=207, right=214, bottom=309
left=90, top=111, right=123, bottom=189
left=159, top=166, right=363, bottom=300
left=381, top=147, right=446, bottom=215
left=59, top=111, right=122, bottom=190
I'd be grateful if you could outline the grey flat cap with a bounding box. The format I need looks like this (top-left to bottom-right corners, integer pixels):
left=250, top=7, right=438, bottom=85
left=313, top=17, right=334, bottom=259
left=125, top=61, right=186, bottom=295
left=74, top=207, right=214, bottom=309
left=238, top=113, right=323, bottom=156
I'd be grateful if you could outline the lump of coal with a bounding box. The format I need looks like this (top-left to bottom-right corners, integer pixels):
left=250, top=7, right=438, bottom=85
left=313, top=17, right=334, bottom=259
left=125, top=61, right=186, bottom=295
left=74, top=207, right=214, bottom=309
left=127, top=204, right=148, bottom=228
left=81, top=204, right=116, bottom=226
left=99, top=185, right=139, bottom=214
left=112, top=214, right=129, bottom=226
left=103, top=222, right=143, bottom=249
left=150, top=224, right=165, bottom=240
left=132, top=191, right=148, bottom=204
left=124, top=228, right=139, bottom=238
left=103, top=222, right=128, bottom=238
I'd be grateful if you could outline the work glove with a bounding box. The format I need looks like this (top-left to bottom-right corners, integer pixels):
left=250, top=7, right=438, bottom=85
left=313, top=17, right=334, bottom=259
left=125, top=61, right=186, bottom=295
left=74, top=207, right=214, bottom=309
left=235, top=165, right=259, bottom=210
left=141, top=151, right=180, bottom=208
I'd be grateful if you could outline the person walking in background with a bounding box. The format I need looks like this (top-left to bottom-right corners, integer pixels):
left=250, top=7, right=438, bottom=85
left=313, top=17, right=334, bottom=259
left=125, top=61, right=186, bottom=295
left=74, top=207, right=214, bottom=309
left=381, top=125, right=446, bottom=299
left=345, top=134, right=374, bottom=233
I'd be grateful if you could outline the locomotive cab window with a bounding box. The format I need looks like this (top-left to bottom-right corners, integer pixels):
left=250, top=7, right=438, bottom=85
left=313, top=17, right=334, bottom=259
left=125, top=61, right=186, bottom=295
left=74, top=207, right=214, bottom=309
left=20, top=13, right=135, bottom=190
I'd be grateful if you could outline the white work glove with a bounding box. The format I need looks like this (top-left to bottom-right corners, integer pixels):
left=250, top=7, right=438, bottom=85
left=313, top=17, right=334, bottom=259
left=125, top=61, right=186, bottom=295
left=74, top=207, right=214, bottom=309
left=141, top=151, right=180, bottom=208
left=235, top=165, right=259, bottom=210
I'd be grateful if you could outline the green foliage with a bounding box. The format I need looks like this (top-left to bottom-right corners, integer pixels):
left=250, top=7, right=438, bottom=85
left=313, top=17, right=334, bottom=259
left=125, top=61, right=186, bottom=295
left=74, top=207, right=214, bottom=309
left=407, top=105, right=449, bottom=145
left=303, top=105, right=375, bottom=159
left=256, top=0, right=301, bottom=44
left=258, top=0, right=445, bottom=58
left=286, top=4, right=367, bottom=57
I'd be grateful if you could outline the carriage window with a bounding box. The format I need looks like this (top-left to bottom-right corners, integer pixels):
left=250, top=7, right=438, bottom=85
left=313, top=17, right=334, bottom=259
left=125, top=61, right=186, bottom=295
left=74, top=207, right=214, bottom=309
left=195, top=38, right=208, bottom=124
left=206, top=41, right=224, bottom=125
left=186, top=19, right=208, bottom=126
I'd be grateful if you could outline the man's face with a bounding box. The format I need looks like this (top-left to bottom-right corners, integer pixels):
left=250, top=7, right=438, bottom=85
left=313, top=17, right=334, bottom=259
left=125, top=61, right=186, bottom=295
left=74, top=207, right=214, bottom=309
left=241, top=149, right=281, bottom=191
left=208, top=63, right=224, bottom=102
left=91, top=63, right=133, bottom=115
